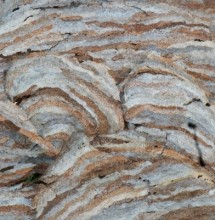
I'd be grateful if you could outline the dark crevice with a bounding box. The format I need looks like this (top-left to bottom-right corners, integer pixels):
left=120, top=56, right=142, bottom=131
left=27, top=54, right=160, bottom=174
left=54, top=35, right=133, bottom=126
left=0, top=54, right=7, bottom=58
left=187, top=122, right=205, bottom=167
left=188, top=122, right=197, bottom=129
left=0, top=39, right=63, bottom=59
left=24, top=15, right=33, bottom=22
left=14, top=94, right=31, bottom=105
left=22, top=173, right=43, bottom=185
left=124, top=122, right=142, bottom=130
left=33, top=2, right=81, bottom=10
left=98, top=174, right=106, bottom=179
left=12, top=7, right=19, bottom=12
left=119, top=90, right=125, bottom=103
left=194, top=39, right=204, bottom=42
left=9, top=172, right=43, bottom=187
left=0, top=165, right=14, bottom=172
left=183, top=98, right=202, bottom=106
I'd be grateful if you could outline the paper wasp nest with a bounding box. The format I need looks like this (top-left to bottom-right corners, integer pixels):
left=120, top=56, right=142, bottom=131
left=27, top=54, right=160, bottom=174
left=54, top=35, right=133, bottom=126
left=0, top=0, right=215, bottom=219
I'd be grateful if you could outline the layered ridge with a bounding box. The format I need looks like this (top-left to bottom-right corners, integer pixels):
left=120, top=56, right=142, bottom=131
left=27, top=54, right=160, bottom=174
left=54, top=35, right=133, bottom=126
left=123, top=64, right=215, bottom=169
left=5, top=55, right=124, bottom=146
left=34, top=135, right=215, bottom=220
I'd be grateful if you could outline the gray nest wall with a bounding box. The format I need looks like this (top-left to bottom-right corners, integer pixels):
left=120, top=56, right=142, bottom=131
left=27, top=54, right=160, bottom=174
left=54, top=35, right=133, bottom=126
left=0, top=0, right=215, bottom=219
